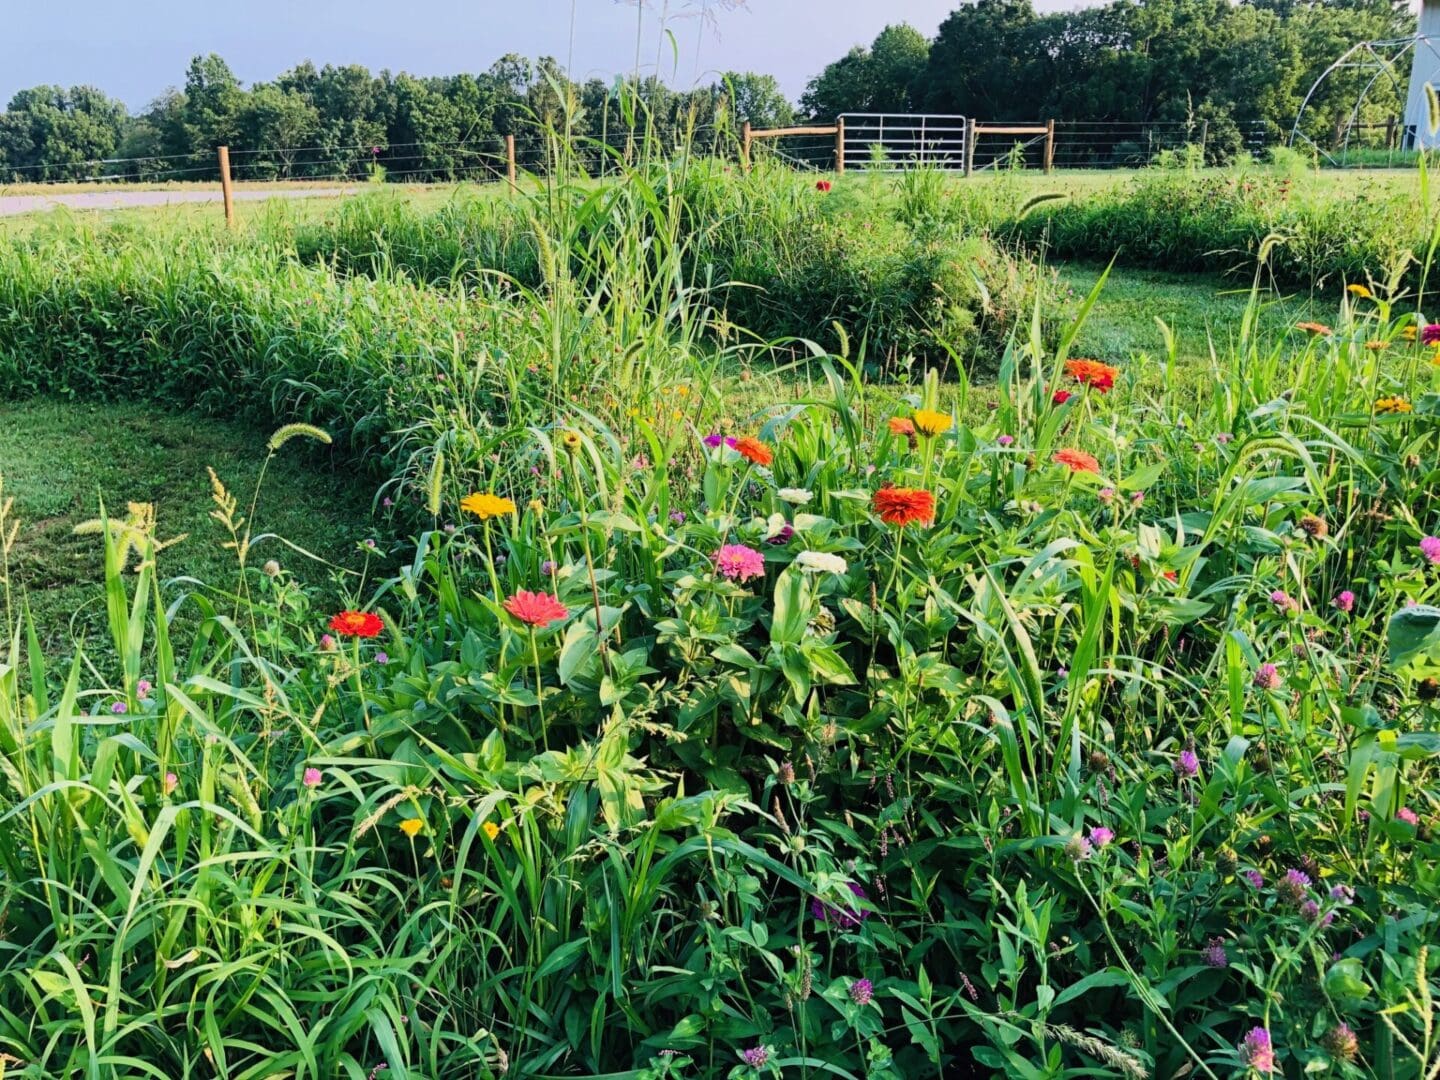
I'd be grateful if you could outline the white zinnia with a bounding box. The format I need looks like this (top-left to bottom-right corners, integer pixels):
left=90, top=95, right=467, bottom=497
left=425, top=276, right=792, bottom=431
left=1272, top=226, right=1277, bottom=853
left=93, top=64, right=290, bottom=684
left=795, top=551, right=848, bottom=575
left=777, top=488, right=814, bottom=505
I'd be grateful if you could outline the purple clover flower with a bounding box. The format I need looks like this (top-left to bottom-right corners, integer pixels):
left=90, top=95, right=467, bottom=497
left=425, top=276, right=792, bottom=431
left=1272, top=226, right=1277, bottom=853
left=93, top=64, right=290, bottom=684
left=1241, top=1027, right=1276, bottom=1073
left=1253, top=663, right=1283, bottom=691
left=811, top=882, right=870, bottom=931
left=849, top=978, right=874, bottom=1005
left=1334, top=590, right=1355, bottom=613
left=741, top=1046, right=768, bottom=1068
left=1174, top=749, right=1199, bottom=778
left=1202, top=937, right=1228, bottom=968
left=1089, top=826, right=1115, bottom=848
left=1422, top=536, right=1440, bottom=566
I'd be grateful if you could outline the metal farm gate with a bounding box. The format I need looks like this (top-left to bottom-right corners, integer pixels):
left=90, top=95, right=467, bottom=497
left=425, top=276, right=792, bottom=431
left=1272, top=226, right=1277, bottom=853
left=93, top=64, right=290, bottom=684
left=839, top=114, right=969, bottom=171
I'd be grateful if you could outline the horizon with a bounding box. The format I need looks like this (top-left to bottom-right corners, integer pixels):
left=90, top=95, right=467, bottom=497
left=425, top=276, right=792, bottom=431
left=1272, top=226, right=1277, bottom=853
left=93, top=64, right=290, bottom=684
left=0, top=0, right=1042, bottom=113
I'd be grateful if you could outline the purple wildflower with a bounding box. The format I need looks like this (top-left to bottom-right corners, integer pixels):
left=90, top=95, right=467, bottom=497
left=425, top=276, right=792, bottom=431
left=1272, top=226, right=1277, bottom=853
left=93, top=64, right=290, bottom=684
left=703, top=433, right=739, bottom=449
left=811, top=882, right=870, bottom=931
left=1277, top=868, right=1312, bottom=905
left=1174, top=749, right=1199, bottom=778
left=1241, top=1027, right=1276, bottom=1073
left=997, top=434, right=1015, bottom=446
left=1300, top=899, right=1322, bottom=922
left=1334, top=590, right=1355, bottom=613
left=1242, top=869, right=1264, bottom=889
left=541, top=560, right=558, bottom=575
left=849, top=978, right=874, bottom=1005
left=669, top=510, right=686, bottom=525
left=1202, top=937, right=1228, bottom=968
left=136, top=679, right=151, bottom=699
left=111, top=701, right=127, bottom=714
left=1422, top=536, right=1440, bottom=566
left=1269, top=589, right=1299, bottom=616
left=1329, top=884, right=1354, bottom=905
left=375, top=651, right=389, bottom=666
left=741, top=1046, right=768, bottom=1068
left=1089, top=826, right=1115, bottom=848
left=1066, top=834, right=1093, bottom=861
left=1253, top=663, right=1283, bottom=691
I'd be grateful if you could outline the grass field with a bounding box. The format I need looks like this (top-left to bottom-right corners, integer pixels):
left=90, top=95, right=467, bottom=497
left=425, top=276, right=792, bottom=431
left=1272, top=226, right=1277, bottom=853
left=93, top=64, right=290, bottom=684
left=0, top=399, right=381, bottom=651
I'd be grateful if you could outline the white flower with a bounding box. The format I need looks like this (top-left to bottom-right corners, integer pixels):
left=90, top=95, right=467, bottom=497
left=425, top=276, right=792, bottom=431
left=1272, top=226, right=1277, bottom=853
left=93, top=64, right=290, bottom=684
left=795, top=551, right=848, bottom=575
left=763, top=512, right=790, bottom=540
left=777, top=488, right=814, bottom=505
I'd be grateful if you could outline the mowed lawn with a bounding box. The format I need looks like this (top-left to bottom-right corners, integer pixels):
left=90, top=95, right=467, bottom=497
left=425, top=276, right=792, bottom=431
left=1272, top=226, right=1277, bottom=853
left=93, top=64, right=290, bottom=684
left=0, top=399, right=383, bottom=652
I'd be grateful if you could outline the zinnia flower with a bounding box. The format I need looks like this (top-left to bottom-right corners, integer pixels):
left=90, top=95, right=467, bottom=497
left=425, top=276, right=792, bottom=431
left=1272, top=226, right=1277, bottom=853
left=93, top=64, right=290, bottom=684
left=302, top=767, right=323, bottom=788
left=795, top=551, right=848, bottom=575
left=1064, top=358, right=1119, bottom=393
left=504, top=590, right=569, bottom=628
left=329, top=610, right=384, bottom=638
left=1241, top=1027, right=1276, bottom=1072
left=912, top=408, right=953, bottom=437
left=1376, top=396, right=1413, bottom=414
left=1296, top=321, right=1332, bottom=336
left=887, top=417, right=916, bottom=436
left=461, top=492, right=517, bottom=520
left=1423, top=323, right=1440, bottom=345
left=399, top=818, right=424, bottom=838
left=734, top=436, right=773, bottom=467
left=715, top=544, right=766, bottom=582
left=1346, top=283, right=1372, bottom=299
left=1052, top=389, right=1073, bottom=405
left=872, top=485, right=936, bottom=526
left=777, top=487, right=813, bottom=505
left=1052, top=448, right=1101, bottom=474
left=816, top=179, right=832, bottom=193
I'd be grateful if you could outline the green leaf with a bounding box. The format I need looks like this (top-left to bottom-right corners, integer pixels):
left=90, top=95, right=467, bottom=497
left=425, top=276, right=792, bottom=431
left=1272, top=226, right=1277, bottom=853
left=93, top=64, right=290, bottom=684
left=1386, top=605, right=1440, bottom=670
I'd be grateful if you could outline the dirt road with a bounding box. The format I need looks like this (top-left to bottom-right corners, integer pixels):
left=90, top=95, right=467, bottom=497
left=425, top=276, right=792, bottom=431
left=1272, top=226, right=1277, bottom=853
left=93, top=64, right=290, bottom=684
left=0, top=186, right=356, bottom=217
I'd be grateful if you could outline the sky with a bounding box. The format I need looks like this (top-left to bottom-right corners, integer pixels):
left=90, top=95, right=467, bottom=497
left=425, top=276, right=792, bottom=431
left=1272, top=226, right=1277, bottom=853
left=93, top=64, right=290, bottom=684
left=0, top=0, right=982, bottom=111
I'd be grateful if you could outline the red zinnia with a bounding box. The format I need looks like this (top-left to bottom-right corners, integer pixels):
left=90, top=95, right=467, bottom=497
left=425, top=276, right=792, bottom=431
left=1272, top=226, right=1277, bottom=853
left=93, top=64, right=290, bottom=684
left=1052, top=448, right=1101, bottom=474
left=329, top=610, right=383, bottom=638
left=504, top=590, right=569, bottom=629
left=1052, top=389, right=1073, bottom=405
left=734, top=436, right=774, bottom=467
left=816, top=179, right=833, bottom=193
left=888, top=417, right=916, bottom=436
left=1064, top=358, right=1119, bottom=393
left=872, top=485, right=936, bottom=526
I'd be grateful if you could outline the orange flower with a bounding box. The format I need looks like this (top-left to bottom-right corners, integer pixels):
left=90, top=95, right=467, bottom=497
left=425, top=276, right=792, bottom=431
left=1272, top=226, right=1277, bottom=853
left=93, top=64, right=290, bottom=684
left=734, top=436, right=774, bottom=467
left=872, top=485, right=936, bottom=526
left=1064, top=358, right=1119, bottom=393
left=1052, top=448, right=1101, bottom=474
left=1364, top=340, right=1390, bottom=351
left=888, top=417, right=916, bottom=436
left=1295, top=321, right=1332, bottom=336
left=329, top=610, right=383, bottom=638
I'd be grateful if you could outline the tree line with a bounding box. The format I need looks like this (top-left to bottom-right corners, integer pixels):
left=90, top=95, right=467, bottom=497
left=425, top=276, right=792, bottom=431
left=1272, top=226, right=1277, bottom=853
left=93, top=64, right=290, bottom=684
left=0, top=0, right=1416, bottom=183
left=802, top=0, right=1413, bottom=160
left=0, top=54, right=793, bottom=183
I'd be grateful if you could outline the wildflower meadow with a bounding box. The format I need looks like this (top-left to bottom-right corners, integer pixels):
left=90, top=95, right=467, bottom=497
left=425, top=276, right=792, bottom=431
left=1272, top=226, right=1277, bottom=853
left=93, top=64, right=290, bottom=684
left=0, top=131, right=1439, bottom=1080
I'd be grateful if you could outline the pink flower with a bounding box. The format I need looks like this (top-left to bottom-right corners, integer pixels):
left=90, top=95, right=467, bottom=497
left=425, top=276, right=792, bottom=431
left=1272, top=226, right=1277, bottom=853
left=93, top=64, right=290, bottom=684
left=1089, top=826, right=1115, bottom=847
left=504, top=590, right=569, bottom=629
left=1098, top=487, right=1116, bottom=503
left=997, top=435, right=1015, bottom=446
left=302, top=767, right=323, bottom=789
left=1241, top=1027, right=1276, bottom=1073
left=1334, top=590, right=1355, bottom=613
left=1397, top=806, right=1420, bottom=826
left=136, top=679, right=152, bottom=700
left=715, top=544, right=765, bottom=583
left=1421, top=536, right=1440, bottom=565
left=1422, top=323, right=1440, bottom=345
left=163, top=772, right=178, bottom=795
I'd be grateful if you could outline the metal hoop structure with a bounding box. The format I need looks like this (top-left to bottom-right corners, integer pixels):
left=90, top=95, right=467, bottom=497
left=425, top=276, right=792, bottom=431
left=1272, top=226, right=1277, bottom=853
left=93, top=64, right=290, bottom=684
left=1289, top=35, right=1440, bottom=161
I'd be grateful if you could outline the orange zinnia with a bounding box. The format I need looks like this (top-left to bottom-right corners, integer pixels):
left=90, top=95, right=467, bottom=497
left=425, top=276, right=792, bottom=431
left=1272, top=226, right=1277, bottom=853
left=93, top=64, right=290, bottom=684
left=734, top=436, right=774, bottom=467
left=1296, top=321, right=1332, bottom=336
left=329, top=610, right=384, bottom=638
left=872, top=485, right=936, bottom=526
left=888, top=417, right=916, bottom=436
left=1052, top=448, right=1101, bottom=474
left=1064, top=358, right=1119, bottom=393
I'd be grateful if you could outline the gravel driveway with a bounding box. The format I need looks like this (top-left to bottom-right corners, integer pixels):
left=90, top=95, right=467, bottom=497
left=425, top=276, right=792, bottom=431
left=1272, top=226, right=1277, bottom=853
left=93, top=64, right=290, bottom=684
left=0, top=187, right=356, bottom=217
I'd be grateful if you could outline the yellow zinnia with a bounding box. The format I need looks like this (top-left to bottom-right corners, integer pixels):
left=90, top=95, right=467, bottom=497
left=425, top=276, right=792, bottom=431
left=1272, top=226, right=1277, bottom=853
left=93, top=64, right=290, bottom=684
left=912, top=408, right=953, bottom=438
left=1346, top=284, right=1373, bottom=300
left=399, top=818, right=424, bottom=838
left=461, top=493, right=517, bottom=520
left=1375, top=396, right=1413, bottom=414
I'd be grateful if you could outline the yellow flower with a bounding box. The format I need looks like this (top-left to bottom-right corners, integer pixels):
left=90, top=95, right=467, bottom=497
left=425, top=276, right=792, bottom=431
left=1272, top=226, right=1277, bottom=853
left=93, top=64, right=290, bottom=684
left=671, top=410, right=683, bottom=421
left=675, top=385, right=690, bottom=396
left=461, top=493, right=517, bottom=520
left=528, top=498, right=544, bottom=514
left=1402, top=325, right=1419, bottom=342
left=1375, top=396, right=1413, bottom=414
left=561, top=430, right=583, bottom=453
left=912, top=408, right=953, bottom=438
left=1346, top=284, right=1373, bottom=300
left=399, top=818, right=424, bottom=838
left=483, top=821, right=501, bottom=841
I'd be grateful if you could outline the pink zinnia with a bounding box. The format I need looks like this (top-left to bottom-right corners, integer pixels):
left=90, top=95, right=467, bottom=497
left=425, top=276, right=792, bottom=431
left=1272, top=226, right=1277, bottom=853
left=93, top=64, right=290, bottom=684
left=1422, top=323, right=1440, bottom=345
left=715, top=544, right=765, bottom=583
left=1421, top=536, right=1440, bottom=565
left=504, top=590, right=569, bottom=629
left=302, top=767, right=323, bottom=788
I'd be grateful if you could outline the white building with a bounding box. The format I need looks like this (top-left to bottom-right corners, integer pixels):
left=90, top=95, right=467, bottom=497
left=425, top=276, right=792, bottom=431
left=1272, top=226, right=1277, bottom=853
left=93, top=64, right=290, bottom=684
left=1405, top=9, right=1440, bottom=147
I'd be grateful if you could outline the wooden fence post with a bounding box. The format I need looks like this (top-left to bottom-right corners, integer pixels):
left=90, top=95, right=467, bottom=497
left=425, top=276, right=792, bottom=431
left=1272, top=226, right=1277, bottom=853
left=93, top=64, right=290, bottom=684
left=741, top=121, right=752, bottom=173
left=1198, top=119, right=1209, bottom=162
left=835, top=117, right=846, bottom=175
left=964, top=118, right=976, bottom=177
left=505, top=135, right=517, bottom=192
left=217, top=145, right=235, bottom=228
left=1044, top=119, right=1056, bottom=173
